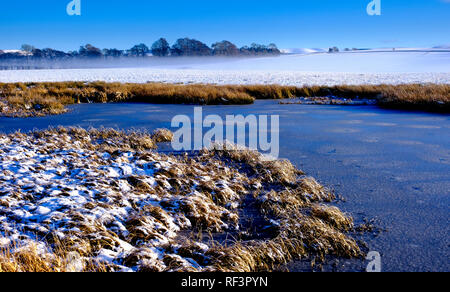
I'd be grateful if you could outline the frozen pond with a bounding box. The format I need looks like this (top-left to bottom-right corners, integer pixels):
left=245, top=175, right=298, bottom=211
left=1, top=101, right=449, bottom=272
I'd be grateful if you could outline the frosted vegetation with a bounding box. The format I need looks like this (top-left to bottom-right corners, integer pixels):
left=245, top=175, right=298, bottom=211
left=0, top=128, right=361, bottom=272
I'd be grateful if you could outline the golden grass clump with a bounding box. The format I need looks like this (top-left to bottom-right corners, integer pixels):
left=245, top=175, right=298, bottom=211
left=298, top=177, right=335, bottom=202
left=30, top=126, right=161, bottom=152
left=0, top=243, right=65, bottom=272
left=151, top=128, right=174, bottom=143
left=211, top=146, right=304, bottom=184
left=378, top=84, right=450, bottom=111
left=0, top=239, right=108, bottom=272
left=205, top=238, right=306, bottom=272
left=311, top=204, right=354, bottom=231
left=179, top=191, right=240, bottom=232
left=193, top=147, right=362, bottom=272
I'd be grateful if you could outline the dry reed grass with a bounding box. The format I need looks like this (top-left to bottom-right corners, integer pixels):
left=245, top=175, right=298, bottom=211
left=0, top=237, right=108, bottom=272
left=197, top=147, right=362, bottom=272
left=1, top=82, right=448, bottom=117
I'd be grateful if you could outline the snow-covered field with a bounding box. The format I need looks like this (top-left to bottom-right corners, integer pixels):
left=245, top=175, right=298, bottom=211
left=1, top=50, right=449, bottom=86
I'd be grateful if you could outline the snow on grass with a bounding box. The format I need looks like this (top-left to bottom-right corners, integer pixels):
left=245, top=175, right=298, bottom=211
left=0, top=128, right=362, bottom=272
left=0, top=128, right=245, bottom=271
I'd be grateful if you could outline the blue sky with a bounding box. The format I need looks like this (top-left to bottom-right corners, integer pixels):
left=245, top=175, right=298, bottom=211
left=0, top=0, right=449, bottom=51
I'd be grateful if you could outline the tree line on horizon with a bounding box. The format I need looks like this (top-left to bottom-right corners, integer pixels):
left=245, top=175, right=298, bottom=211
left=0, top=38, right=281, bottom=60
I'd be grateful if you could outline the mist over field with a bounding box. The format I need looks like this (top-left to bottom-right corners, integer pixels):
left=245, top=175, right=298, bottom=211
left=1, top=50, right=450, bottom=86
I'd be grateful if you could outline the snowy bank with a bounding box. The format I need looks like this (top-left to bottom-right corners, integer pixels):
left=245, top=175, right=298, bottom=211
left=0, top=128, right=361, bottom=272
